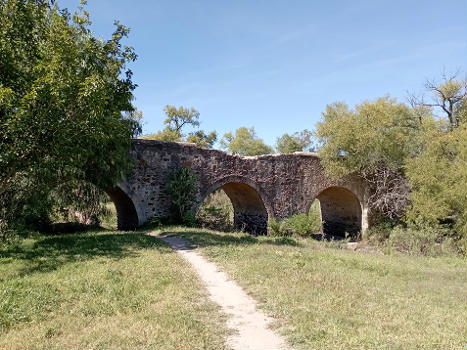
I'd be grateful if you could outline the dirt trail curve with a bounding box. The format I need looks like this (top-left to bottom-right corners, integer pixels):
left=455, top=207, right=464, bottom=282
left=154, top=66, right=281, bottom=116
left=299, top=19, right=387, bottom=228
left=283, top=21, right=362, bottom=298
left=156, top=234, right=290, bottom=350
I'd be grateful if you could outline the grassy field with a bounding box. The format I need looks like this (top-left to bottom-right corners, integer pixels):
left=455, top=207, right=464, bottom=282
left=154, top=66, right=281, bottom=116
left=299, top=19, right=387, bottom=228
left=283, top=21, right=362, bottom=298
left=160, top=227, right=467, bottom=350
left=0, top=229, right=229, bottom=349
left=2, top=225, right=465, bottom=350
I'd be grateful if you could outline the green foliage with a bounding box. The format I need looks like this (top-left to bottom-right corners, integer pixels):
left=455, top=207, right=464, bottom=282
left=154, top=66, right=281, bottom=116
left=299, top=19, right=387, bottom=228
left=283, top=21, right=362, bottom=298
left=268, top=212, right=322, bottom=238
left=163, top=105, right=200, bottom=131
left=267, top=218, right=284, bottom=236
left=143, top=128, right=182, bottom=142
left=316, top=97, right=417, bottom=178
left=276, top=130, right=314, bottom=154
left=316, top=97, right=421, bottom=219
left=364, top=218, right=397, bottom=245
left=164, top=168, right=198, bottom=222
left=282, top=214, right=322, bottom=237
left=365, top=220, right=465, bottom=256
left=142, top=105, right=217, bottom=148
left=220, top=127, right=274, bottom=156
left=387, top=227, right=441, bottom=256
left=405, top=120, right=467, bottom=238
left=181, top=210, right=197, bottom=227
left=49, top=181, right=111, bottom=226
left=0, top=0, right=140, bottom=233
left=316, top=74, right=466, bottom=247
left=186, top=130, right=218, bottom=148
left=403, top=76, right=467, bottom=241
left=423, top=77, right=467, bottom=129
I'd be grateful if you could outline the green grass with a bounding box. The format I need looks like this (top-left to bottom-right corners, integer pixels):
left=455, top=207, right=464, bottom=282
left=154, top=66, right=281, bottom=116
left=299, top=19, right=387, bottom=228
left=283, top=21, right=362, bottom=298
left=0, top=228, right=229, bottom=349
left=99, top=201, right=118, bottom=230
left=160, top=227, right=467, bottom=350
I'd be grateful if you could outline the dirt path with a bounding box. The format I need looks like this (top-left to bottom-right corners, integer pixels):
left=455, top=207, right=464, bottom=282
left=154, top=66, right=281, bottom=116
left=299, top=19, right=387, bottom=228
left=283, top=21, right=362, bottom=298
left=157, top=234, right=290, bottom=350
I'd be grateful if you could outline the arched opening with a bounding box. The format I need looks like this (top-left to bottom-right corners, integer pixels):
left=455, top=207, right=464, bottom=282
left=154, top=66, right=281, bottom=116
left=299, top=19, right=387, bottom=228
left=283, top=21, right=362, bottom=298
left=48, top=182, right=137, bottom=232
left=106, top=187, right=139, bottom=231
left=198, top=182, right=268, bottom=235
left=197, top=189, right=234, bottom=231
left=315, top=186, right=362, bottom=237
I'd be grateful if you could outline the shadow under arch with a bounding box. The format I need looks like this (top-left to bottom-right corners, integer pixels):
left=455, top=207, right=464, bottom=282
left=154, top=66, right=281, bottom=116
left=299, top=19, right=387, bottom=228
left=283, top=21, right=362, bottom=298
left=308, top=186, right=362, bottom=237
left=197, top=176, right=271, bottom=235
left=106, top=186, right=139, bottom=231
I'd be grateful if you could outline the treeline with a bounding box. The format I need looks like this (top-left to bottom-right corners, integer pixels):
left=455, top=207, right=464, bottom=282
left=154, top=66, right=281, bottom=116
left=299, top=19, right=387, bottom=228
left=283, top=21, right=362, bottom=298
left=142, top=105, right=314, bottom=155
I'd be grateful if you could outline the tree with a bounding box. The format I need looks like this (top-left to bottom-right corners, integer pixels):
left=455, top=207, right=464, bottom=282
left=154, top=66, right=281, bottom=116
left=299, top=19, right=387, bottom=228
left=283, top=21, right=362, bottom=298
left=163, top=105, right=200, bottom=132
left=409, top=72, right=467, bottom=130
left=143, top=128, right=182, bottom=142
left=142, top=105, right=217, bottom=148
left=0, top=0, right=141, bottom=231
left=220, top=127, right=274, bottom=156
left=315, top=97, right=418, bottom=219
left=405, top=121, right=467, bottom=238
left=186, top=130, right=217, bottom=148
left=405, top=75, right=467, bottom=241
left=276, top=130, right=314, bottom=154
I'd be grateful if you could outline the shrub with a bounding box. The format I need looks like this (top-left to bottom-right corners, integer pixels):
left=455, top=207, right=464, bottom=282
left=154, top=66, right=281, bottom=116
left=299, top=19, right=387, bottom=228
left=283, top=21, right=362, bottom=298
left=268, top=213, right=322, bottom=238
left=364, top=222, right=465, bottom=256
left=164, top=168, right=198, bottom=222
left=267, top=218, right=288, bottom=237
left=388, top=227, right=441, bottom=256
left=182, top=210, right=197, bottom=227
left=282, top=214, right=321, bottom=237
left=364, top=218, right=398, bottom=246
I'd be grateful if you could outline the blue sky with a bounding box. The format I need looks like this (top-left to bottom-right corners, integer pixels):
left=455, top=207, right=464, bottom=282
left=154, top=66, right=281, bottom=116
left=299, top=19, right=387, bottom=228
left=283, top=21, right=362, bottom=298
left=60, top=0, right=466, bottom=147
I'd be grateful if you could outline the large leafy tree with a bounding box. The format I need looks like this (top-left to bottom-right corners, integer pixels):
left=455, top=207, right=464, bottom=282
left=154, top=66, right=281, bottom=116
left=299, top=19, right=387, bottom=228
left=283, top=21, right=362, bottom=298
left=142, top=105, right=217, bottom=148
left=315, top=97, right=419, bottom=219
left=0, top=0, right=141, bottom=230
left=220, top=127, right=273, bottom=156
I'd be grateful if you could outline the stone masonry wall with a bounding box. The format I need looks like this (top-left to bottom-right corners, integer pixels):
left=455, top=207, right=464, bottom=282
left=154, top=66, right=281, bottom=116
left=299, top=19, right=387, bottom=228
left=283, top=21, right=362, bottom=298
left=115, top=140, right=370, bottom=234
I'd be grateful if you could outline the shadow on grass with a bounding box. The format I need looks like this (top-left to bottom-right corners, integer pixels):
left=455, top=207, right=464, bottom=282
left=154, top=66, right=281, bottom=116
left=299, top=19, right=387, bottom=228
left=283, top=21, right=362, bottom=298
left=46, top=222, right=110, bottom=235
left=161, top=229, right=303, bottom=248
left=0, top=231, right=169, bottom=276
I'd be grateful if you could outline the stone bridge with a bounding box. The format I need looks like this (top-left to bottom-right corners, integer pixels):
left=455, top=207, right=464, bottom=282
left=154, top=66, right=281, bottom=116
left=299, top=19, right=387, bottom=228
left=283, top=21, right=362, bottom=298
left=108, top=140, right=370, bottom=235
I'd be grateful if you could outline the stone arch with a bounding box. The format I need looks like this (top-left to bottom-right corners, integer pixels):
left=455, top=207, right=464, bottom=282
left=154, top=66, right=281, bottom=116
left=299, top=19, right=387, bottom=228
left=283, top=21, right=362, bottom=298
left=309, top=186, right=362, bottom=237
left=106, top=186, right=139, bottom=231
left=197, top=176, right=270, bottom=234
